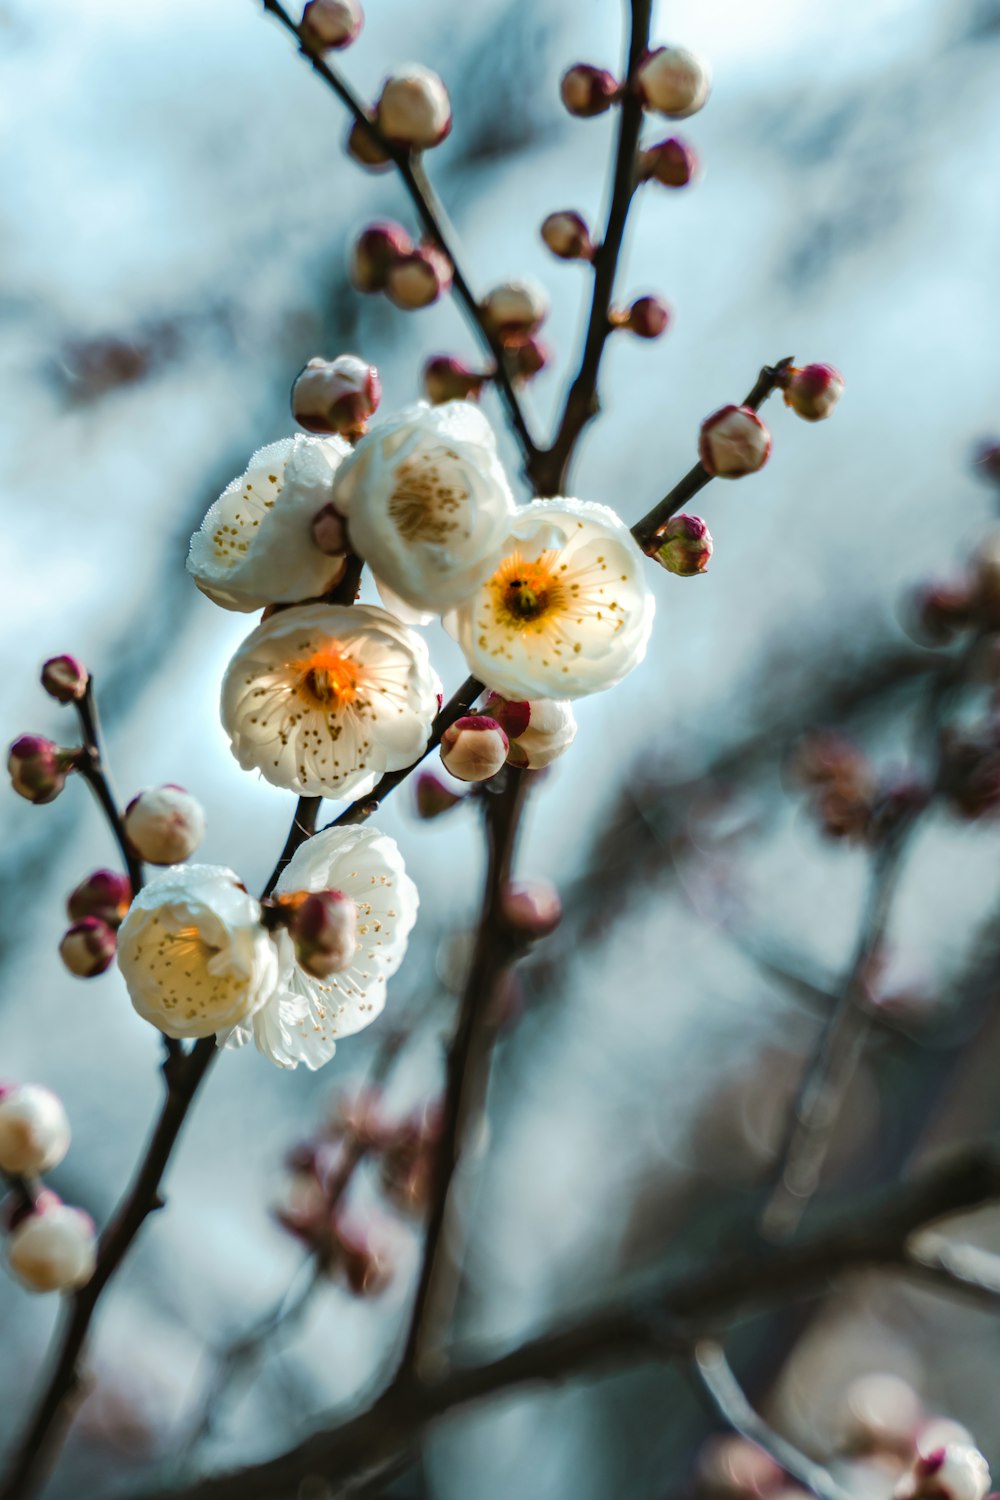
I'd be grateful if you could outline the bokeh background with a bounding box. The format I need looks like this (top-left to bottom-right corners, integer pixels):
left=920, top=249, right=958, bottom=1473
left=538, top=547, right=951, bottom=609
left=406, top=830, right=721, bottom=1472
left=3, top=0, right=1000, bottom=1495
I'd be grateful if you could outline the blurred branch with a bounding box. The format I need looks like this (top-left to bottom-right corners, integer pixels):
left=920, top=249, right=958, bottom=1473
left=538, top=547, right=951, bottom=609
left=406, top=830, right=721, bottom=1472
left=904, top=1229, right=1000, bottom=1308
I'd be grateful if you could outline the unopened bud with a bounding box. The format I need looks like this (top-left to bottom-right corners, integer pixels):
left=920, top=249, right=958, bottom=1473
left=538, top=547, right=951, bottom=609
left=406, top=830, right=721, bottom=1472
left=124, top=785, right=205, bottom=865
left=376, top=64, right=451, bottom=150
left=654, top=514, right=713, bottom=575
left=974, top=440, right=1000, bottom=486
left=908, top=580, right=974, bottom=646
left=505, top=336, right=551, bottom=383
left=346, top=115, right=392, bottom=170
left=414, top=770, right=463, bottom=818
left=333, top=1215, right=393, bottom=1295
left=67, top=869, right=132, bottom=928
left=350, top=221, right=412, bottom=293
left=501, top=878, right=561, bottom=939
left=699, top=405, right=771, bottom=478
left=423, top=355, right=487, bottom=405
left=896, top=1445, right=991, bottom=1500
left=288, top=889, right=358, bottom=978
left=59, top=917, right=117, bottom=978
left=780, top=363, right=844, bottom=421
left=440, top=715, right=509, bottom=783
left=617, top=294, right=671, bottom=340
left=310, top=502, right=348, bottom=557
left=938, top=726, right=1000, bottom=820
left=541, top=210, right=594, bottom=261
left=0, top=1086, right=71, bottom=1176
left=636, top=45, right=711, bottom=119
left=6, top=1195, right=97, bottom=1293
left=385, top=244, right=452, bottom=309
left=480, top=278, right=549, bottom=344
left=560, top=64, right=620, bottom=118
left=8, top=736, right=76, bottom=805
left=301, top=0, right=363, bottom=51
left=291, top=354, right=381, bottom=438
left=484, top=694, right=577, bottom=770
left=40, top=655, right=89, bottom=704
left=638, top=136, right=698, bottom=187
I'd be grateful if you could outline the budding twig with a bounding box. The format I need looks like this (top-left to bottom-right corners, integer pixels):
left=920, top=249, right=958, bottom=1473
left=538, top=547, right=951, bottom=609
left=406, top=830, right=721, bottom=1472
left=72, top=678, right=144, bottom=894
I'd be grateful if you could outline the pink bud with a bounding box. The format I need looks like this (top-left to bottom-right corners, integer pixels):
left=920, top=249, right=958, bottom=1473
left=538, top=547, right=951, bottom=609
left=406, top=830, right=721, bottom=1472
left=560, top=64, right=620, bottom=118
left=781, top=363, right=844, bottom=421
left=699, top=405, right=772, bottom=478
left=638, top=136, right=698, bottom=187
left=332, top=1214, right=394, bottom=1296
left=501, top=879, right=562, bottom=939
left=621, top=294, right=671, bottom=340
left=483, top=695, right=577, bottom=770
left=8, top=736, right=75, bottom=805
left=345, top=115, right=392, bottom=170
left=423, top=355, right=487, bottom=405
left=350, top=221, right=412, bottom=293
left=288, top=890, right=358, bottom=978
left=301, top=0, right=363, bottom=51
left=909, top=580, right=974, bottom=646
left=440, top=715, right=509, bottom=783
left=40, top=655, right=89, bottom=704
left=505, top=336, right=551, bottom=383
left=6, top=1196, right=97, bottom=1293
left=540, top=210, right=594, bottom=261
left=414, top=770, right=463, bottom=819
left=654, top=514, right=713, bottom=576
left=310, top=502, right=348, bottom=557
left=291, top=354, right=381, bottom=438
left=124, top=785, right=205, bottom=865
left=376, top=64, right=452, bottom=150
left=480, top=694, right=532, bottom=741
left=0, top=1085, right=71, bottom=1175
left=385, top=244, right=453, bottom=309
left=67, top=869, right=132, bottom=928
left=480, top=279, right=549, bottom=344
left=636, top=45, right=711, bottom=119
left=59, top=917, right=117, bottom=978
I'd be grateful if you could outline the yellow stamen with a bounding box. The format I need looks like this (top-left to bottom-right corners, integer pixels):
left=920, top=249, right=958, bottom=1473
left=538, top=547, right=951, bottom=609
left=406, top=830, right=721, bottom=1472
left=490, top=550, right=565, bottom=628
left=291, top=644, right=362, bottom=707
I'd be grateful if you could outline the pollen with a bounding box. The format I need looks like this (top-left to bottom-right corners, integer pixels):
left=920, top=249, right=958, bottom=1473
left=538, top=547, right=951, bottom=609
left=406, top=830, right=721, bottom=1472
left=291, top=643, right=363, bottom=708
left=490, top=550, right=566, bottom=629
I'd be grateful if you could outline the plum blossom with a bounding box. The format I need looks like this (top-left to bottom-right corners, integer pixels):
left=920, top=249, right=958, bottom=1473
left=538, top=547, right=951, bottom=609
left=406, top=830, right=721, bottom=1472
left=0, top=1085, right=71, bottom=1176
left=7, top=1196, right=97, bottom=1293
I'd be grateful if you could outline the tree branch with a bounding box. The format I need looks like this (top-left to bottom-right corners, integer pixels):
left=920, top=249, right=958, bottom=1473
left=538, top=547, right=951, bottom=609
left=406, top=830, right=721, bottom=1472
left=73, top=677, right=144, bottom=895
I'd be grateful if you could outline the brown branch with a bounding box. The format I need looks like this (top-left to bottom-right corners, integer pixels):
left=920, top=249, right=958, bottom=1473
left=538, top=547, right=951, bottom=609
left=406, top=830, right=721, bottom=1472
left=73, top=677, right=144, bottom=895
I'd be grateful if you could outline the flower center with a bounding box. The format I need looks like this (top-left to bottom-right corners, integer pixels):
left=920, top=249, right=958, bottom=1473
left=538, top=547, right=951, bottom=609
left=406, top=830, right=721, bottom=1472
left=388, top=448, right=470, bottom=544
left=292, top=645, right=362, bottom=707
left=166, top=925, right=217, bottom=961
left=491, top=551, right=564, bottom=627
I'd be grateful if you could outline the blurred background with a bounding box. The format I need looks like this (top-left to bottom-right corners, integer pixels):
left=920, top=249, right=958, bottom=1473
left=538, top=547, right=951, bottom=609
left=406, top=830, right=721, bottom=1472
left=3, top=0, right=1000, bottom=1495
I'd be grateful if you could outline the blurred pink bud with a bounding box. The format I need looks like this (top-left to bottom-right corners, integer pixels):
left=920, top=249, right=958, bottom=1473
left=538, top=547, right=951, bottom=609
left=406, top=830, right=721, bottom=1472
left=973, top=440, right=1000, bottom=486
left=310, top=502, right=348, bottom=557
left=40, top=655, right=89, bottom=704
left=560, top=63, right=620, bottom=117
left=0, top=1085, right=71, bottom=1176
left=699, top=405, right=772, bottom=478
left=59, top=917, right=117, bottom=978
left=124, top=785, right=205, bottom=864
left=414, top=769, right=463, bottom=819
left=484, top=694, right=577, bottom=769
left=540, top=210, right=594, bottom=261
left=635, top=45, right=711, bottom=119
left=440, top=715, right=509, bottom=783
left=346, top=115, right=392, bottom=170
left=8, top=736, right=76, bottom=805
left=376, top=65, right=451, bottom=150
left=638, top=136, right=698, bottom=187
left=480, top=279, right=549, bottom=344
left=385, top=243, right=453, bottom=309
left=7, top=1195, right=97, bottom=1293
left=301, top=0, right=363, bottom=51
left=67, top=869, right=132, bottom=928
left=654, top=514, right=713, bottom=576
left=287, top=889, right=358, bottom=978
left=423, top=355, right=488, bottom=405
left=908, top=580, right=975, bottom=646
left=896, top=1444, right=991, bottom=1500
left=505, top=336, right=551, bottom=383
left=332, top=1214, right=394, bottom=1295
left=501, top=878, right=561, bottom=939
left=350, top=221, right=412, bottom=293
left=780, top=363, right=844, bottom=421
left=621, top=294, right=671, bottom=339
left=291, top=354, right=381, bottom=438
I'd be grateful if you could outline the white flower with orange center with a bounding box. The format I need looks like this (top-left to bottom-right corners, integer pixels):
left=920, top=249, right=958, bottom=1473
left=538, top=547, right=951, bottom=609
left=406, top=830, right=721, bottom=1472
left=330, top=401, right=516, bottom=616
left=221, top=603, right=439, bottom=799
left=444, top=499, right=655, bottom=699
left=187, top=434, right=351, bottom=611
left=224, top=826, right=418, bottom=1070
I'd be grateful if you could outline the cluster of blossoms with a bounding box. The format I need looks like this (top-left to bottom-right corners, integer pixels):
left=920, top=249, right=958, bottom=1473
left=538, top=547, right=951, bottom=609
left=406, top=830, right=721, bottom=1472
left=0, top=1084, right=96, bottom=1293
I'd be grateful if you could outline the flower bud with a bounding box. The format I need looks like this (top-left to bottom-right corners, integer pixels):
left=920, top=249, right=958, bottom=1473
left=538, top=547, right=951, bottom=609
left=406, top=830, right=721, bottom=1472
left=8, top=736, right=76, bottom=805
left=124, top=785, right=205, bottom=865
left=301, top=0, right=363, bottom=51
left=501, top=878, right=561, bottom=939
left=287, top=889, right=358, bottom=978
left=619, top=294, right=671, bottom=340
left=636, top=45, right=711, bottom=119
left=423, top=355, right=487, bottom=405
left=0, top=1086, right=71, bottom=1175
left=484, top=694, right=577, bottom=770
left=698, top=405, right=772, bottom=478
left=350, top=221, right=412, bottom=294
left=414, top=769, right=463, bottom=818
left=291, top=354, right=381, bottom=438
left=440, top=715, right=509, bottom=783
left=895, top=1445, right=991, bottom=1500
left=40, top=655, right=89, bottom=704
left=505, top=336, right=551, bottom=383
left=560, top=64, right=620, bottom=118
left=938, top=725, right=1000, bottom=820
left=346, top=115, right=392, bottom=170
left=974, top=439, right=1000, bottom=486
left=67, top=869, right=132, bottom=928
left=638, top=136, right=698, bottom=187
left=540, top=210, right=594, bottom=261
left=6, top=1194, right=97, bottom=1293
left=780, top=363, right=844, bottom=421
left=376, top=64, right=451, bottom=150
left=332, top=1214, right=393, bottom=1295
left=385, top=244, right=452, bottom=309
left=480, top=279, right=549, bottom=344
left=654, top=514, right=713, bottom=576
left=908, top=580, right=974, bottom=645
left=59, top=916, right=117, bottom=978
left=309, top=502, right=348, bottom=558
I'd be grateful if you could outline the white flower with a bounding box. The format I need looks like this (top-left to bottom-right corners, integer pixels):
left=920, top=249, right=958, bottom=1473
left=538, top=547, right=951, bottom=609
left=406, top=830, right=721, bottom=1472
left=330, top=402, right=516, bottom=615
left=484, top=694, right=578, bottom=769
left=116, top=865, right=280, bottom=1040
left=187, top=434, right=351, bottom=611
left=221, top=603, right=439, bottom=799
left=0, top=1085, right=71, bottom=1176
left=7, top=1198, right=97, bottom=1293
left=444, top=498, right=655, bottom=700
left=225, top=826, right=418, bottom=1070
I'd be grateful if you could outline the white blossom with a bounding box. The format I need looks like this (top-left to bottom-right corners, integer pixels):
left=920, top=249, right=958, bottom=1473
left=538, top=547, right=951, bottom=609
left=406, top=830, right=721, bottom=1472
left=7, top=1199, right=97, bottom=1293
left=221, top=603, right=439, bottom=799
left=0, top=1085, right=71, bottom=1176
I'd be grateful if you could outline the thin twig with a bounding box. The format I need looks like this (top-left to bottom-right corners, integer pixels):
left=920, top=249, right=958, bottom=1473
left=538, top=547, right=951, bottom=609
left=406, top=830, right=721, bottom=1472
left=73, top=678, right=144, bottom=894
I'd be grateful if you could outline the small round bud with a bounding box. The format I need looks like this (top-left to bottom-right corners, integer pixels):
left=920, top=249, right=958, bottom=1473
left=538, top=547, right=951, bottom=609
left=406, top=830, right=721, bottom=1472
left=973, top=440, right=1000, bottom=486
left=638, top=136, right=698, bottom=187
left=699, top=405, right=772, bottom=478
left=376, top=64, right=452, bottom=150
left=0, top=1086, right=71, bottom=1176
left=414, top=769, right=463, bottom=819
left=480, top=278, right=549, bottom=344
left=781, top=363, right=844, bottom=422
left=8, top=736, right=75, bottom=805
left=291, top=354, right=381, bottom=438
left=636, top=45, right=711, bottom=119
left=40, top=655, right=89, bottom=704
left=301, top=0, right=363, bottom=51
left=288, top=890, right=358, bottom=978
left=423, top=355, right=487, bottom=405
left=310, top=502, right=348, bottom=557
left=540, top=210, right=594, bottom=261
left=501, top=878, right=561, bottom=939
left=907, top=580, right=974, bottom=646
left=654, top=514, right=713, bottom=576
left=6, top=1195, right=97, bottom=1294
left=346, top=115, right=392, bottom=170
left=67, top=869, right=132, bottom=928
left=620, top=294, right=671, bottom=340
left=505, top=336, right=551, bottom=384
left=440, top=715, right=509, bottom=783
left=350, top=221, right=412, bottom=294
left=124, top=785, right=205, bottom=865
left=59, top=917, right=117, bottom=978
left=484, top=695, right=577, bottom=770
left=896, top=1445, right=991, bottom=1500
left=385, top=244, right=453, bottom=310
left=560, top=64, right=620, bottom=118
